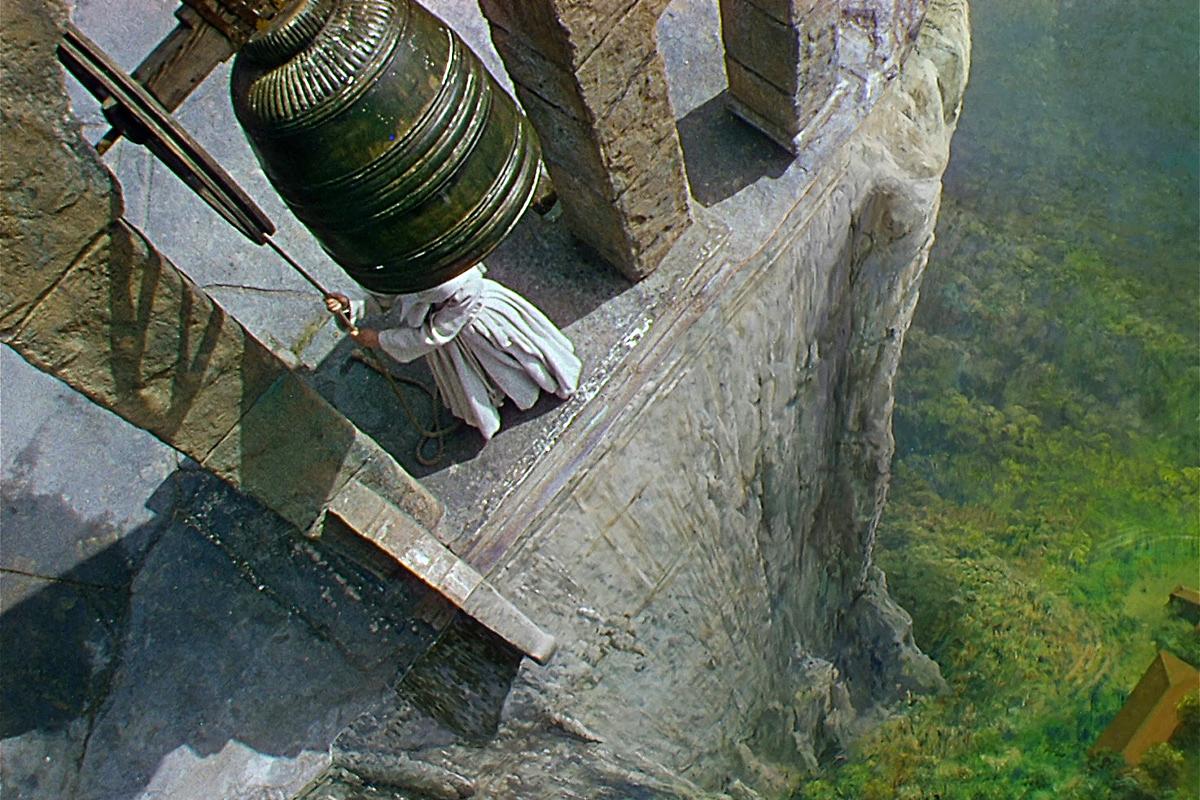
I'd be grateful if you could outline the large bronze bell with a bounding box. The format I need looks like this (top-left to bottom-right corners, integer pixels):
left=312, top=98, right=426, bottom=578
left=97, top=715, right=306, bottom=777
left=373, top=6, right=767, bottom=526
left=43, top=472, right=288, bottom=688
left=230, top=0, right=541, bottom=294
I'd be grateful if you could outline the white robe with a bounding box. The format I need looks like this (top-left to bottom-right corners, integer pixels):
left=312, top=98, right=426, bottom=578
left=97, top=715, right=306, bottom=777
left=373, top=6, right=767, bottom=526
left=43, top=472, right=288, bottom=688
left=351, top=265, right=581, bottom=440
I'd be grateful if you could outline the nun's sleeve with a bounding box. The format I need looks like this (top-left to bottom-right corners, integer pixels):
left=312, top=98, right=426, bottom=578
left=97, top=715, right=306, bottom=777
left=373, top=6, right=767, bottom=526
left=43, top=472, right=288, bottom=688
left=376, top=290, right=477, bottom=363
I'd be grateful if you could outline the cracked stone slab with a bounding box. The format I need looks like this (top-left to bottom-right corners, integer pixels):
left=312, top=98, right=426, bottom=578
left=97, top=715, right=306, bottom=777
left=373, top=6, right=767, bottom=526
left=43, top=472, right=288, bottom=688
left=71, top=522, right=394, bottom=800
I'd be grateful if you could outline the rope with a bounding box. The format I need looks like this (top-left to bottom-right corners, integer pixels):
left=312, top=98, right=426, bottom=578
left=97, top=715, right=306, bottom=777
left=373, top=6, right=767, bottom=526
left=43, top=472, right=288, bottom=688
left=253, top=233, right=458, bottom=466
left=352, top=346, right=460, bottom=467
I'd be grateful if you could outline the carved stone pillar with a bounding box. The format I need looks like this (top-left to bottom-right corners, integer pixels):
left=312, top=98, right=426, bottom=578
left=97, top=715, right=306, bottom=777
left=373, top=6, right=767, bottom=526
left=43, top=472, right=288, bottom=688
left=721, top=0, right=841, bottom=154
left=477, top=0, right=693, bottom=281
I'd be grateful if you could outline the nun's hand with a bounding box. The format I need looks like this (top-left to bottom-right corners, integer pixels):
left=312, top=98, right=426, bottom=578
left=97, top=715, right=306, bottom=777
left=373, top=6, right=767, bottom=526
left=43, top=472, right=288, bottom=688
left=349, top=327, right=380, bottom=348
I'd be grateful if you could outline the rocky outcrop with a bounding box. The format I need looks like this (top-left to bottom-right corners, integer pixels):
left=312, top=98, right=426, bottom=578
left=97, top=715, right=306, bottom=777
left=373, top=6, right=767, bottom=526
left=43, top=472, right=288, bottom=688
left=308, top=1, right=971, bottom=797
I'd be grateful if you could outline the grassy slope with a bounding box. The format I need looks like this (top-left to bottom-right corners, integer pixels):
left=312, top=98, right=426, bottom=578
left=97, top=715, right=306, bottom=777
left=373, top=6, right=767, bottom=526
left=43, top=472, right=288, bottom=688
left=798, top=1, right=1199, bottom=797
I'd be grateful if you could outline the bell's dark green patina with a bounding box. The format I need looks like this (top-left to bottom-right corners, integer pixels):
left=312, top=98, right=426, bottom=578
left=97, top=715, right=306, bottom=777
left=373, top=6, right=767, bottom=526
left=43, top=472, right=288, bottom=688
left=230, top=0, right=541, bottom=294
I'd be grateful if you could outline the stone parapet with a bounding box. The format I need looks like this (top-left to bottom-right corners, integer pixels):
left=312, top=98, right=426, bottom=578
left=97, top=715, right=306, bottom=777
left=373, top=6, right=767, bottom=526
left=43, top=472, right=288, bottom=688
left=7, top=220, right=282, bottom=460
left=722, top=0, right=841, bottom=151
left=722, top=0, right=928, bottom=154
left=327, top=478, right=555, bottom=664
left=841, top=0, right=926, bottom=71
left=478, top=0, right=693, bottom=281
left=0, top=2, right=117, bottom=335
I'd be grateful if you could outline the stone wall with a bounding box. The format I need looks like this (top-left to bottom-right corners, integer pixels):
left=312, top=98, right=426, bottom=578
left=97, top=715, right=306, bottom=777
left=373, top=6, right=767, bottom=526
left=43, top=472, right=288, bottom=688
left=478, top=0, right=695, bottom=280
left=309, top=1, right=971, bottom=796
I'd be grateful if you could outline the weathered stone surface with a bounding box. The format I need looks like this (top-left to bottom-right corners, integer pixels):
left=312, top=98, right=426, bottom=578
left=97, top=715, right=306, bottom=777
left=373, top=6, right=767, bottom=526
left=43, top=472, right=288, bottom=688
left=200, top=373, right=443, bottom=536
left=838, top=568, right=945, bottom=709
left=174, top=468, right=446, bottom=672
left=842, top=0, right=926, bottom=68
left=476, top=0, right=572, bottom=65
left=744, top=0, right=827, bottom=25
left=726, top=58, right=809, bottom=135
left=0, top=0, right=119, bottom=336
left=722, top=0, right=840, bottom=148
left=591, top=80, right=688, bottom=198
left=572, top=0, right=671, bottom=113
left=479, top=0, right=647, bottom=66
left=201, top=372, right=366, bottom=531
left=482, top=0, right=693, bottom=280
left=0, top=346, right=178, bottom=568
left=326, top=477, right=554, bottom=664
left=722, top=0, right=804, bottom=91
left=9, top=220, right=284, bottom=459
left=504, top=88, right=611, bottom=191
left=0, top=448, right=452, bottom=800
left=69, top=517, right=394, bottom=800
left=312, top=1, right=969, bottom=795
left=461, top=582, right=556, bottom=665
left=487, top=26, right=591, bottom=123
left=345, top=430, right=444, bottom=531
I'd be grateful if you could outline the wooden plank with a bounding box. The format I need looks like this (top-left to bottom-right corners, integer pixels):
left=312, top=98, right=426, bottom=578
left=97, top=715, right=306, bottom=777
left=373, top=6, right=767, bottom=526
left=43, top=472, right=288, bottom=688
left=132, top=7, right=235, bottom=112
left=95, top=7, right=235, bottom=154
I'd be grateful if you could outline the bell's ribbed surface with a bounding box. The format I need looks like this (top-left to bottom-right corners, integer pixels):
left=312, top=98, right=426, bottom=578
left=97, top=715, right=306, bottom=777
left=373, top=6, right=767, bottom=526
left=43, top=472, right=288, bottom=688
left=231, top=0, right=541, bottom=293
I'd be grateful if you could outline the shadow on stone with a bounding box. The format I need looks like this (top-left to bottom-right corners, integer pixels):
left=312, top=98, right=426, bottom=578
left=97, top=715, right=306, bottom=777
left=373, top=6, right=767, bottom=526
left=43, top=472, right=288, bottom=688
left=397, top=613, right=524, bottom=741
left=0, top=483, right=166, bottom=739
left=677, top=91, right=793, bottom=207
left=0, top=467, right=445, bottom=800
left=306, top=341, right=571, bottom=480
left=303, top=208, right=633, bottom=481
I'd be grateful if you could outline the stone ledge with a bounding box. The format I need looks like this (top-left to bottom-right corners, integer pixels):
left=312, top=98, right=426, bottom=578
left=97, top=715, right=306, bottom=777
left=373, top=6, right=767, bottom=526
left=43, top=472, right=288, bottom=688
left=327, top=479, right=556, bottom=665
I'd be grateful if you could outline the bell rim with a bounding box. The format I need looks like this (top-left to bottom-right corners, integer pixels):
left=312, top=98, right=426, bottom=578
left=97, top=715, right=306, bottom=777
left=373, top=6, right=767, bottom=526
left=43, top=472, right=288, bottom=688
left=342, top=128, right=542, bottom=295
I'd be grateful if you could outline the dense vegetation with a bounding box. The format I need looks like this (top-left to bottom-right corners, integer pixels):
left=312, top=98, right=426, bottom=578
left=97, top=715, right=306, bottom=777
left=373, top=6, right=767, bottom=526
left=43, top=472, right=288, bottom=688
left=797, top=1, right=1199, bottom=797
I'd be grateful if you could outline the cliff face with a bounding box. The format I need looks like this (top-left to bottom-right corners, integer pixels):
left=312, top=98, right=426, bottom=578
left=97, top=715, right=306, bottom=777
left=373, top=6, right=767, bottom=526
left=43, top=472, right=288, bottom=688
left=319, top=2, right=971, bottom=797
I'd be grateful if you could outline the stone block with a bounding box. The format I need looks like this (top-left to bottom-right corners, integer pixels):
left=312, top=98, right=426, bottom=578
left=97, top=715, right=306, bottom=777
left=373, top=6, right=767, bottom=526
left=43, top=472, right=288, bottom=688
left=326, top=480, right=437, bottom=571
left=399, top=533, right=462, bottom=589
left=550, top=161, right=690, bottom=279
left=477, top=0, right=573, bottom=65
left=721, top=0, right=802, bottom=91
left=740, top=0, right=836, bottom=26
left=722, top=0, right=840, bottom=150
left=615, top=160, right=693, bottom=263
left=481, top=0, right=692, bottom=281
left=9, top=221, right=284, bottom=459
left=0, top=3, right=120, bottom=337
left=549, top=169, right=635, bottom=266
left=347, top=430, right=443, bottom=530
left=202, top=372, right=366, bottom=531
left=727, top=59, right=805, bottom=137
left=324, top=484, right=554, bottom=664
left=573, top=0, right=666, bottom=116
left=513, top=87, right=611, bottom=193
left=461, top=581, right=556, bottom=665
left=488, top=25, right=590, bottom=123
left=728, top=59, right=836, bottom=148
left=843, top=0, right=925, bottom=65
left=594, top=112, right=687, bottom=200
left=481, top=0, right=657, bottom=67
left=325, top=476, right=392, bottom=536
left=555, top=0, right=665, bottom=63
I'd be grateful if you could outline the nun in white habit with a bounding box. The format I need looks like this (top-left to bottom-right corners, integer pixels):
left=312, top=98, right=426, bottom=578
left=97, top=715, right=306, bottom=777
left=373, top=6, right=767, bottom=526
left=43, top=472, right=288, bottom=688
left=327, top=264, right=582, bottom=441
